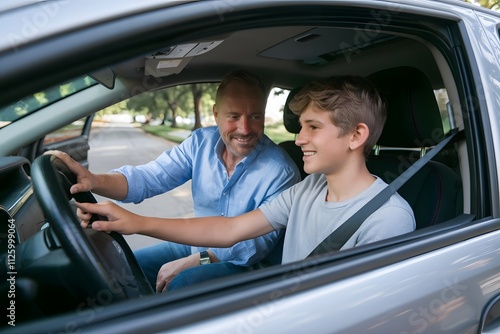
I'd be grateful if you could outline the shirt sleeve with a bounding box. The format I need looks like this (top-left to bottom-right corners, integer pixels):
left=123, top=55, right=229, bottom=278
left=113, top=136, right=195, bottom=204
left=259, top=183, right=297, bottom=231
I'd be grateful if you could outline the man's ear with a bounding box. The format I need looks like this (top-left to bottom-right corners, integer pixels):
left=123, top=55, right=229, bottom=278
left=349, top=123, right=369, bottom=151
left=212, top=104, right=219, bottom=125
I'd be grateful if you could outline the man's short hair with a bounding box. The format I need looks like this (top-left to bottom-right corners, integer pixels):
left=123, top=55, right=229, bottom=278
left=216, top=69, right=266, bottom=104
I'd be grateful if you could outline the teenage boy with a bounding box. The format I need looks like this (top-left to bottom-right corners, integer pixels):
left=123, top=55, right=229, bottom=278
left=75, top=75, right=415, bottom=265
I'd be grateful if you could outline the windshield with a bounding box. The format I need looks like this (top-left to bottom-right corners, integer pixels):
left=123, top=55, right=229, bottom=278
left=0, top=75, right=96, bottom=129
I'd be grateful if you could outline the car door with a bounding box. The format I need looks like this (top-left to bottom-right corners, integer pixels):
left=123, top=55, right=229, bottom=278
left=19, top=114, right=94, bottom=168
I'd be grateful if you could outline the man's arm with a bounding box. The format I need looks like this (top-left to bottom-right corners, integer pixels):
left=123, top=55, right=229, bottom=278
left=90, top=173, right=128, bottom=200
left=76, top=201, right=275, bottom=248
left=46, top=150, right=128, bottom=200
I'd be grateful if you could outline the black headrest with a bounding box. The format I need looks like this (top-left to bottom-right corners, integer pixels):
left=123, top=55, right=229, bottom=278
left=368, top=66, right=444, bottom=148
left=282, top=87, right=302, bottom=134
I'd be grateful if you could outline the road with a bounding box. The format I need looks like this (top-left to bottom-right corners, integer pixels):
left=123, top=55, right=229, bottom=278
left=87, top=122, right=194, bottom=250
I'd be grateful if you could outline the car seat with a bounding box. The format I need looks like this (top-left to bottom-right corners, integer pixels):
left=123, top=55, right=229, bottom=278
left=366, top=66, right=463, bottom=229
left=278, top=87, right=308, bottom=180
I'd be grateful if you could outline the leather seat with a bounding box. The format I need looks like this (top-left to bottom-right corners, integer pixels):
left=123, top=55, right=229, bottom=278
left=366, top=66, right=463, bottom=229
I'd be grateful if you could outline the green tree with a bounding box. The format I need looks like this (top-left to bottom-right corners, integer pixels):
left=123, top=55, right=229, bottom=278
left=190, top=83, right=218, bottom=129
left=191, top=84, right=203, bottom=129
left=160, top=86, right=191, bottom=127
left=191, top=83, right=219, bottom=130
left=468, top=0, right=500, bottom=10
left=124, top=91, right=153, bottom=117
left=126, top=85, right=192, bottom=127
left=124, top=83, right=217, bottom=128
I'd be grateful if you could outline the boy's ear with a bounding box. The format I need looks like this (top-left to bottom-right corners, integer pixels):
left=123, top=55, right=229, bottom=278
left=349, top=123, right=369, bottom=151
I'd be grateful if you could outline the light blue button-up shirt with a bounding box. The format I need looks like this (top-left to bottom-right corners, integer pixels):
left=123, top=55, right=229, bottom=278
left=114, top=126, right=300, bottom=266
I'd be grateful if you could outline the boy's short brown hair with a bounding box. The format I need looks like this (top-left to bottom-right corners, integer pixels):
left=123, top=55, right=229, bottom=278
left=288, top=76, right=386, bottom=157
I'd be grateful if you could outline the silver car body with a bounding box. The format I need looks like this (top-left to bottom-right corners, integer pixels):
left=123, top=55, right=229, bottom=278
left=1, top=1, right=499, bottom=333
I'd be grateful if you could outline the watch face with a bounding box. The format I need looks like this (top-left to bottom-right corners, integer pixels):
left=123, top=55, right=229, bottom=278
left=200, top=251, right=211, bottom=265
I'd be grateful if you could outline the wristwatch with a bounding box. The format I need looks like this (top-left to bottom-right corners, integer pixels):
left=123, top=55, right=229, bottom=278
left=199, top=250, right=211, bottom=265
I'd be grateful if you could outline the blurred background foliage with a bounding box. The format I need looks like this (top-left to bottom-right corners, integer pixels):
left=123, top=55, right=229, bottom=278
left=468, top=0, right=500, bottom=10
left=99, top=83, right=218, bottom=129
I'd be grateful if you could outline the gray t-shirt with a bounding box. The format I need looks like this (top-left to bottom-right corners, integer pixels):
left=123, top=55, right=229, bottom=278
left=259, top=173, right=416, bottom=264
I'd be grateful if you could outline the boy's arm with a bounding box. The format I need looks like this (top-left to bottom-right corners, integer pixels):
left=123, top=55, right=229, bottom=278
left=75, top=201, right=274, bottom=247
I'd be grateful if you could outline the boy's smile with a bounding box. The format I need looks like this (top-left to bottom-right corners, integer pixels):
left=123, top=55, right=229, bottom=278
left=302, top=150, right=316, bottom=158
left=295, top=106, right=351, bottom=176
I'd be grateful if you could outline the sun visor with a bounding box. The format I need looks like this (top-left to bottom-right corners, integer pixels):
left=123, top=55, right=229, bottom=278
left=145, top=41, right=223, bottom=77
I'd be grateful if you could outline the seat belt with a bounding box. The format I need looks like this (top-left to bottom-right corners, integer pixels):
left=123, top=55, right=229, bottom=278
left=307, top=129, right=461, bottom=258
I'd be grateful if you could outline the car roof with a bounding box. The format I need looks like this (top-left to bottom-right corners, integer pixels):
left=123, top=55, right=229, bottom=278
left=0, top=0, right=471, bottom=105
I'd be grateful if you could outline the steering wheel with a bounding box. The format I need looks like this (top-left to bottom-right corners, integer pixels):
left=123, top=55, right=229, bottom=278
left=31, top=154, right=154, bottom=302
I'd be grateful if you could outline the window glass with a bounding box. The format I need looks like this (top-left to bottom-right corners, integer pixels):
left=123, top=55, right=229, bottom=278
left=434, top=88, right=452, bottom=134
left=0, top=76, right=96, bottom=129
left=264, top=87, right=295, bottom=143
left=44, top=117, right=87, bottom=144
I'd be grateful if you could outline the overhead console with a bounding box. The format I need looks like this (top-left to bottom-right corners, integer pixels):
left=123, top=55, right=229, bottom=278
left=145, top=40, right=224, bottom=77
